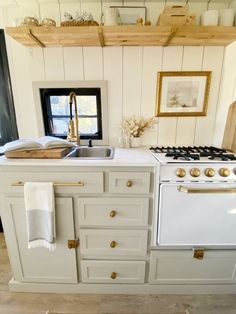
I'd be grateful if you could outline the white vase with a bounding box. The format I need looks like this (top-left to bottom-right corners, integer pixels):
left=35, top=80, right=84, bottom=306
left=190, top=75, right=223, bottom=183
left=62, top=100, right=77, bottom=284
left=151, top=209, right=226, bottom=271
left=131, top=137, right=140, bottom=148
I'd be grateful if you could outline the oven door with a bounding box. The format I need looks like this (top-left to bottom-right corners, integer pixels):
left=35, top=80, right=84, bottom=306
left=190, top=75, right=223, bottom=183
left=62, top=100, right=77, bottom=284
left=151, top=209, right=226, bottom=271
left=158, top=183, right=236, bottom=246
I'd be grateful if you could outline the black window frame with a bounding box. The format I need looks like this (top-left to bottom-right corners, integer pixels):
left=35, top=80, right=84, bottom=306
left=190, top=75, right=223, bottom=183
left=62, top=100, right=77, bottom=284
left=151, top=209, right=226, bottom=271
left=40, top=87, right=103, bottom=140
left=0, top=29, right=18, bottom=146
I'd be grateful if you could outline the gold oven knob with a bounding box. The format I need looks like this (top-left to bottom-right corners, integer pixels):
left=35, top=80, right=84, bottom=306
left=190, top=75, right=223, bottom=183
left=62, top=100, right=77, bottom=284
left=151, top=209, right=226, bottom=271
left=190, top=168, right=201, bottom=177
left=109, top=210, right=116, bottom=218
left=176, top=168, right=186, bottom=178
left=219, top=168, right=230, bottom=177
left=111, top=272, right=117, bottom=279
left=204, top=168, right=215, bottom=177
left=110, top=240, right=117, bottom=248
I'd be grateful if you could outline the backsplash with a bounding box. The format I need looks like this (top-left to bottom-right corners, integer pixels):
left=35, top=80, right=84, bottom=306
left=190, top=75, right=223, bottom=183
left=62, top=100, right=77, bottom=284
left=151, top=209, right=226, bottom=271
left=1, top=0, right=236, bottom=147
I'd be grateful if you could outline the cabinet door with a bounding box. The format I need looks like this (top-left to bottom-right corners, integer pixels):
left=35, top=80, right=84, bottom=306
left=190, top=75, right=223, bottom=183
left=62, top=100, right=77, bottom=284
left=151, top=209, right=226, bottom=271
left=4, top=197, right=77, bottom=283
left=149, top=250, right=236, bottom=285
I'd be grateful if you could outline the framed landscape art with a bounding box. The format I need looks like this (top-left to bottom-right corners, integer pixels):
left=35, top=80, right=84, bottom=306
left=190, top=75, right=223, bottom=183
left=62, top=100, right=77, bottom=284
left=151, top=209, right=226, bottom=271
left=156, top=71, right=211, bottom=117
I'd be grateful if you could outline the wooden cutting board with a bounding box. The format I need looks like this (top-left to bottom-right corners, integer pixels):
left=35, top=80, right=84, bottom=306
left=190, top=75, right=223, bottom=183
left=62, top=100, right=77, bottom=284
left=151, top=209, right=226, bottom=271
left=5, top=147, right=72, bottom=159
left=222, top=101, right=236, bottom=152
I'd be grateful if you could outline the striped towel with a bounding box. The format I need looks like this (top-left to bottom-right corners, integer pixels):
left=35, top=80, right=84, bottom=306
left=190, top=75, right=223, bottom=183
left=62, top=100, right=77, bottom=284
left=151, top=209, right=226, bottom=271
left=24, top=182, right=56, bottom=251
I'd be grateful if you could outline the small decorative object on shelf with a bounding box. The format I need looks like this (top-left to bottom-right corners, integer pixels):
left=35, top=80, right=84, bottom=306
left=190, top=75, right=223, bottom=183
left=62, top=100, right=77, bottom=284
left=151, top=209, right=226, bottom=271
left=41, top=18, right=56, bottom=27
left=121, top=115, right=157, bottom=148
left=20, top=16, right=39, bottom=27
left=157, top=4, right=195, bottom=26
left=61, top=11, right=99, bottom=26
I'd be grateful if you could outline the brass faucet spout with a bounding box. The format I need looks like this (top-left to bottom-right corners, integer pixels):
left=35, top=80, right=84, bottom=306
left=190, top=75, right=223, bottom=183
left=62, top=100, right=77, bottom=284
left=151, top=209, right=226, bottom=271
left=67, top=91, right=80, bottom=145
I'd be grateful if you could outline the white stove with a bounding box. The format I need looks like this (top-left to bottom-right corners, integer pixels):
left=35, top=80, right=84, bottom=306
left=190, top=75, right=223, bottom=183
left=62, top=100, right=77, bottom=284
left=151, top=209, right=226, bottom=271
left=150, top=146, right=236, bottom=182
left=150, top=146, right=236, bottom=248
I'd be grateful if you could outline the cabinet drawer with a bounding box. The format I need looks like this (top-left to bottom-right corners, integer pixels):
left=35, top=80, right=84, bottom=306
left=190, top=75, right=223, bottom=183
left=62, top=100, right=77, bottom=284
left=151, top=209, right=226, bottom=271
left=81, top=260, right=146, bottom=283
left=0, top=171, right=104, bottom=194
left=80, top=229, right=148, bottom=256
left=108, top=172, right=150, bottom=194
left=77, top=198, right=149, bottom=227
left=149, top=250, right=236, bottom=284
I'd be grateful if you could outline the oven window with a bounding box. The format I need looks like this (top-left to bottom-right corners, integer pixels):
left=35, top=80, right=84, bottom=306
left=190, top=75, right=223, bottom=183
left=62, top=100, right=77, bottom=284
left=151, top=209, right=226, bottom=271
left=40, top=88, right=102, bottom=140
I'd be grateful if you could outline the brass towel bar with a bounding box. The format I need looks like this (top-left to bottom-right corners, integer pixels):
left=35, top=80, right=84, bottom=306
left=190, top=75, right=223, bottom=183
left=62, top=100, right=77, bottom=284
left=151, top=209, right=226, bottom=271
left=11, top=181, right=85, bottom=187
left=178, top=185, right=236, bottom=194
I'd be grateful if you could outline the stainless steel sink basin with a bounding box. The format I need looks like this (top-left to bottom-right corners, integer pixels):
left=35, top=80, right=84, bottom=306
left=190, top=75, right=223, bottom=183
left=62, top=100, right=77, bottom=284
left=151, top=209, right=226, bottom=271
left=65, top=147, right=115, bottom=159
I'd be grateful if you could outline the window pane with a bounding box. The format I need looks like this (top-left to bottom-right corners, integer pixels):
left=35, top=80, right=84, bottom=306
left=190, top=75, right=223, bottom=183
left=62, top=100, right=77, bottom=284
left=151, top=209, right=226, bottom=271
left=52, top=117, right=98, bottom=135
left=50, top=95, right=97, bottom=116
left=80, top=118, right=98, bottom=134
left=52, top=118, right=69, bottom=135
left=50, top=96, right=70, bottom=115
left=78, top=96, right=97, bottom=115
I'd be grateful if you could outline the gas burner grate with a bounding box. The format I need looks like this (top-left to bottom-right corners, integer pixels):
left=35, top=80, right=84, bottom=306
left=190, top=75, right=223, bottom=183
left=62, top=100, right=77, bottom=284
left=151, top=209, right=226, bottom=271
left=149, top=146, right=235, bottom=161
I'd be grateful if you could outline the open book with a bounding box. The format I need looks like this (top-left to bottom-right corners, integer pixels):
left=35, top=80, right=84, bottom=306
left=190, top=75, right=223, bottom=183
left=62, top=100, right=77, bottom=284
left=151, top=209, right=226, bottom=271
left=0, top=136, right=76, bottom=154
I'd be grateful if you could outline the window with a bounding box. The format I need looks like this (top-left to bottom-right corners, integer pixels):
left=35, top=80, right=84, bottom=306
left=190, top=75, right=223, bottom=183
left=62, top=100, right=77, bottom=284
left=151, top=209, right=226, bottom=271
left=40, top=88, right=102, bottom=140
left=0, top=29, right=18, bottom=146
left=33, top=81, right=108, bottom=145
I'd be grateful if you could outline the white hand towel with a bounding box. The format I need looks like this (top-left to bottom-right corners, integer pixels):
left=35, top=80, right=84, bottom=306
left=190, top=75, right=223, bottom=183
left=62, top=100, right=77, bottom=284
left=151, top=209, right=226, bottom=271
left=24, top=182, right=56, bottom=251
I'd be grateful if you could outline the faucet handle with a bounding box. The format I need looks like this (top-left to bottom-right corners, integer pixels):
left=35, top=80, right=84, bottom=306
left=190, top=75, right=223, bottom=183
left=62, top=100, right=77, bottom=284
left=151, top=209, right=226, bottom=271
left=88, top=139, right=93, bottom=147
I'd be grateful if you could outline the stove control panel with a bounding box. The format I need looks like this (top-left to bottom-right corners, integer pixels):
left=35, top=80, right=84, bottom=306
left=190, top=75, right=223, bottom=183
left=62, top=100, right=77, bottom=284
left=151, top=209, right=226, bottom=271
left=161, top=165, right=236, bottom=182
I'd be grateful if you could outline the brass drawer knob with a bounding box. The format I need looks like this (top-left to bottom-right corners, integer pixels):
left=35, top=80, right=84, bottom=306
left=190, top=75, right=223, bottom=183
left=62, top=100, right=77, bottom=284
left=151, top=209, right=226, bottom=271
left=111, top=272, right=117, bottom=279
left=126, top=180, right=133, bottom=187
left=67, top=239, right=79, bottom=249
left=110, top=210, right=116, bottom=218
left=110, top=240, right=117, bottom=248
left=193, top=248, right=204, bottom=260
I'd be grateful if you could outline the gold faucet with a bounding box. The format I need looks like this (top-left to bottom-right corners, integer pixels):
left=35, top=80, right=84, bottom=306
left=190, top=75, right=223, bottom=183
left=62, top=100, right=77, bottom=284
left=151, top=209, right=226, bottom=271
left=67, top=91, right=80, bottom=145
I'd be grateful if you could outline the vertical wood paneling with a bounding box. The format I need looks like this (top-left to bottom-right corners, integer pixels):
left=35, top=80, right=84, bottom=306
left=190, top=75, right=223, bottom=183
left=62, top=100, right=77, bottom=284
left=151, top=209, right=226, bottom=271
left=103, top=47, right=123, bottom=146
left=0, top=7, right=4, bottom=27
left=63, top=47, right=84, bottom=80
left=44, top=48, right=64, bottom=80
left=83, top=47, right=103, bottom=80
left=144, top=1, right=165, bottom=25
left=209, top=1, right=228, bottom=11
left=123, top=47, right=143, bottom=117
left=141, top=46, right=163, bottom=146
left=188, top=1, right=207, bottom=25
left=214, top=42, right=236, bottom=147
left=29, top=48, right=46, bottom=137
left=80, top=1, right=101, bottom=25
left=194, top=46, right=225, bottom=146
left=59, top=1, right=81, bottom=22
left=175, top=46, right=204, bottom=146
left=158, top=46, right=183, bottom=146
left=38, top=2, right=61, bottom=24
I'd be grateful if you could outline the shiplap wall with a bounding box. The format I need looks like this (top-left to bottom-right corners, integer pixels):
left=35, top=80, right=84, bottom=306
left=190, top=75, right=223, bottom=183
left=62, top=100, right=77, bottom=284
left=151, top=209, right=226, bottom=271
left=0, top=0, right=235, bottom=147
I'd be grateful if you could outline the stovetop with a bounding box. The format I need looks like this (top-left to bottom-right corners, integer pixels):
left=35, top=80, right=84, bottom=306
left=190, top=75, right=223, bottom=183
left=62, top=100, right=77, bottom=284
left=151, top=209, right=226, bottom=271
left=150, top=146, right=236, bottom=163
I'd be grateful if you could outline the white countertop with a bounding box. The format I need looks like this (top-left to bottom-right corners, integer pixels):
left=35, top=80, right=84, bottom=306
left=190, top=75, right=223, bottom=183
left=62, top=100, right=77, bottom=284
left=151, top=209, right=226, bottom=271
left=0, top=147, right=156, bottom=167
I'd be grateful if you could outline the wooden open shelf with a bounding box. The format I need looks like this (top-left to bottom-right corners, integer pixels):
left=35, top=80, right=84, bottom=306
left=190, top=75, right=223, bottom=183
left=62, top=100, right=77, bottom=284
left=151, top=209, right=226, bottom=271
left=6, top=25, right=236, bottom=48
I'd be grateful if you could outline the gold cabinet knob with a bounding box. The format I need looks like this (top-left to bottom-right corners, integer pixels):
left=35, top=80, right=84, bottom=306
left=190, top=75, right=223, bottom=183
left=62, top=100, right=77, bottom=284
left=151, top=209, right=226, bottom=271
left=219, top=168, right=230, bottom=177
left=110, top=240, right=117, bottom=248
left=126, top=180, right=133, bottom=187
left=190, top=168, right=201, bottom=177
left=111, top=272, right=117, bottom=279
left=176, top=168, right=186, bottom=178
left=109, top=210, right=116, bottom=218
left=204, top=168, right=215, bottom=177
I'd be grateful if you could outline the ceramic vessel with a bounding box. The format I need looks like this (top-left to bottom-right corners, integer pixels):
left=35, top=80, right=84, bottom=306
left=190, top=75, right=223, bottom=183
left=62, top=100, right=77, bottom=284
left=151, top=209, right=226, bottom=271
left=219, top=9, right=234, bottom=26
left=131, top=137, right=140, bottom=148
left=201, top=10, right=218, bottom=26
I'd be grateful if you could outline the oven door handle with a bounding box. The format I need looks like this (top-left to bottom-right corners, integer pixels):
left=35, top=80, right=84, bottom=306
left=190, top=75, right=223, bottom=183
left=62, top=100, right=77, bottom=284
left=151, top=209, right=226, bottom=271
left=178, top=185, right=236, bottom=194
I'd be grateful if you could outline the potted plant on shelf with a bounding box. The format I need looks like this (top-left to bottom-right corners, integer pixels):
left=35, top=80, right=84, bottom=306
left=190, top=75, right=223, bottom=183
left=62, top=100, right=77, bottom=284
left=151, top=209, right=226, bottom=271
left=121, top=115, right=157, bottom=148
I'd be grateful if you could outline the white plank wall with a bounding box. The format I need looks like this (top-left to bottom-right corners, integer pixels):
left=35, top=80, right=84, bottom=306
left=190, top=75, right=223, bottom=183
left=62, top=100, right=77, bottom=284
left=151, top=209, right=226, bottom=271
left=1, top=0, right=235, bottom=147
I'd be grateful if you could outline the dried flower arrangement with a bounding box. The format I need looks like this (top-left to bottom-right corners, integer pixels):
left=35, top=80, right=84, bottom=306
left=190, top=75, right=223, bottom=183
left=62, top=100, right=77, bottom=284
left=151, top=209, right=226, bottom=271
left=121, top=115, right=157, bottom=138
left=61, top=12, right=99, bottom=26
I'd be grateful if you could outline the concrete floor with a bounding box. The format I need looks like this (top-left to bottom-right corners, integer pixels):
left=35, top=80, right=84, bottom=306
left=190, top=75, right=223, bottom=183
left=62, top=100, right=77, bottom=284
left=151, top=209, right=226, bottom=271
left=1, top=233, right=236, bottom=314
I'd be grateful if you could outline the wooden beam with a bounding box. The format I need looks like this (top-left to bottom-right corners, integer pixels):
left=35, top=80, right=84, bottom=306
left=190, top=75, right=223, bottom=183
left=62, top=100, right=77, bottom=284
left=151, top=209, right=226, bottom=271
left=26, top=29, right=45, bottom=48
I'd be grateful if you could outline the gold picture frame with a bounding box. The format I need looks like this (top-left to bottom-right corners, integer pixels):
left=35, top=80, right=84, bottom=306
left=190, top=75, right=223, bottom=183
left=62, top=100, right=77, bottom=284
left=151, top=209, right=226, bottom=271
left=156, top=71, right=211, bottom=117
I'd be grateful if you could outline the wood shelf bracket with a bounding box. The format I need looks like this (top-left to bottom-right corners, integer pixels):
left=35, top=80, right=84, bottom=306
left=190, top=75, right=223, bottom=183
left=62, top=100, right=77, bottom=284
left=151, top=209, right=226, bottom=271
left=26, top=29, right=45, bottom=48
left=98, top=27, right=105, bottom=47
left=164, top=26, right=179, bottom=47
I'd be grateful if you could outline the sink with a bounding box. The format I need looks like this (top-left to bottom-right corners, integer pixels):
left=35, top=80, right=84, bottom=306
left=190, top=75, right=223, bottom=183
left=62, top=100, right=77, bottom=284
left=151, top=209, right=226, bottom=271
left=65, top=147, right=115, bottom=159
